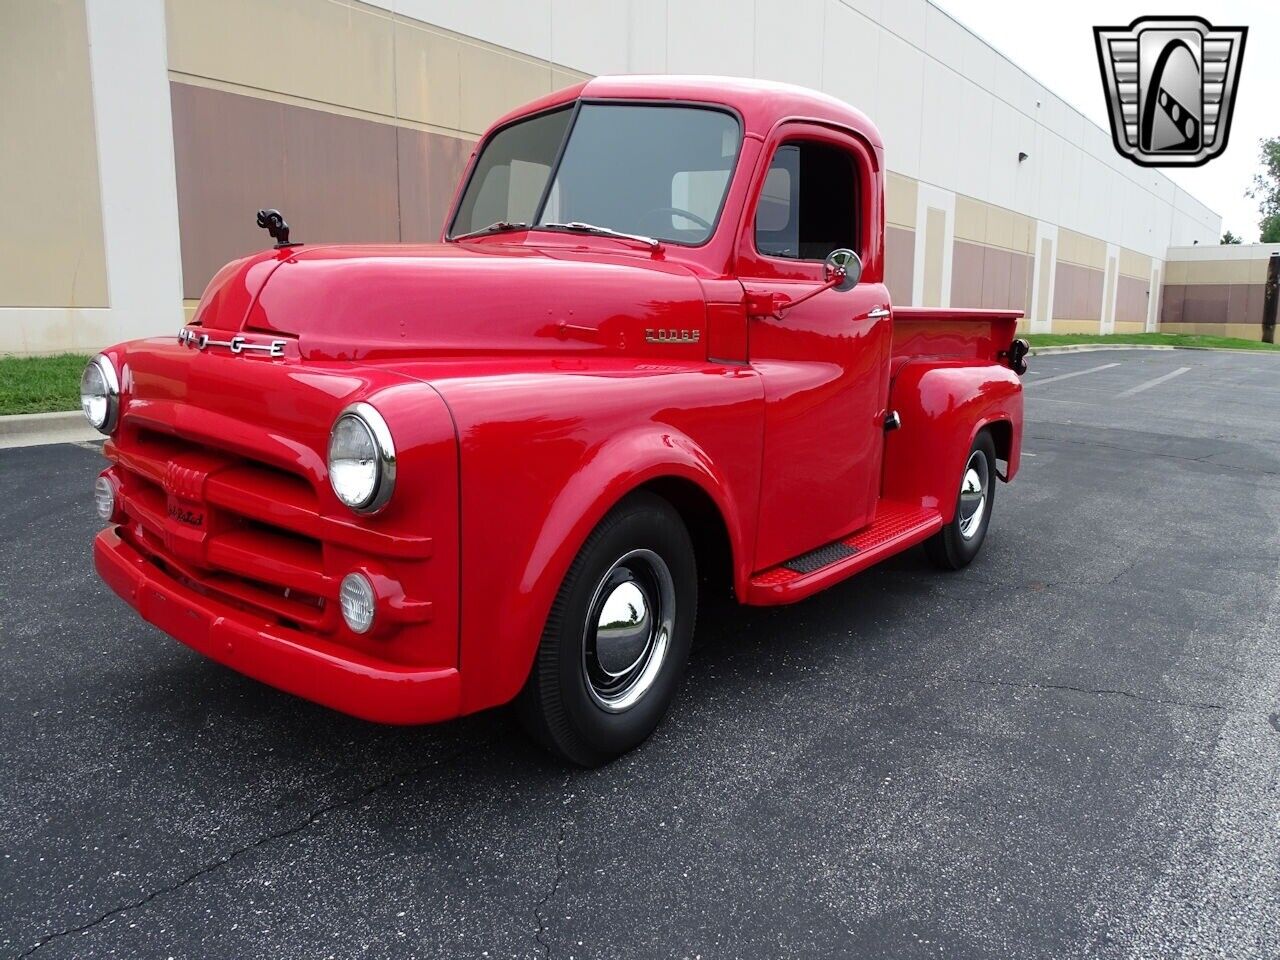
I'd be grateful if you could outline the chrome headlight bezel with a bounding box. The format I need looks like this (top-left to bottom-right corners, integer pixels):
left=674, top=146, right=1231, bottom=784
left=80, top=354, right=120, bottom=434
left=327, top=402, right=396, bottom=514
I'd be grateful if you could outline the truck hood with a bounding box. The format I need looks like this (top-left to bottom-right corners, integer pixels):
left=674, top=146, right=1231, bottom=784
left=191, top=242, right=710, bottom=362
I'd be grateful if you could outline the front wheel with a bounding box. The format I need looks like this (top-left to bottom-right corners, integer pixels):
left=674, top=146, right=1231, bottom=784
left=517, top=492, right=697, bottom=766
left=924, top=431, right=997, bottom=570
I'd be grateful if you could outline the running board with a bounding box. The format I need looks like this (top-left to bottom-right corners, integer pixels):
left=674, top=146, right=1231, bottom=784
left=746, top=502, right=943, bottom=605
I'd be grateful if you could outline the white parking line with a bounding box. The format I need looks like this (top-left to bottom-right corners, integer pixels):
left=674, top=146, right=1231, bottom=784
left=1023, top=362, right=1121, bottom=387
left=1117, top=366, right=1191, bottom=398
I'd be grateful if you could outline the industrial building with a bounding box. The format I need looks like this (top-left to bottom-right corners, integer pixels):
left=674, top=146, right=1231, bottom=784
left=6, top=0, right=1268, bottom=356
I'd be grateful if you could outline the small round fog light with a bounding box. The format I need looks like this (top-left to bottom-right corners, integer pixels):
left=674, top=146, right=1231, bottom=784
left=93, top=475, right=116, bottom=523
left=339, top=572, right=376, bottom=634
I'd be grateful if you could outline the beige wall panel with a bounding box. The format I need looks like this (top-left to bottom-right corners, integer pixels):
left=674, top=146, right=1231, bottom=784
left=1058, top=229, right=1104, bottom=269
left=1053, top=318, right=1102, bottom=334
left=885, top=173, right=918, bottom=230
left=1249, top=256, right=1274, bottom=283
left=953, top=196, right=986, bottom=244
left=1160, top=322, right=1263, bottom=341
left=1183, top=257, right=1251, bottom=285
left=0, top=0, right=108, bottom=308
left=1113, top=321, right=1145, bottom=335
left=552, top=67, right=591, bottom=91
left=1165, top=259, right=1188, bottom=284
left=1118, top=248, right=1150, bottom=280
left=922, top=207, right=946, bottom=307
left=986, top=207, right=1014, bottom=251
left=394, top=20, right=462, bottom=130
left=1009, top=212, right=1032, bottom=255
left=459, top=42, right=553, bottom=134
left=167, top=0, right=396, bottom=118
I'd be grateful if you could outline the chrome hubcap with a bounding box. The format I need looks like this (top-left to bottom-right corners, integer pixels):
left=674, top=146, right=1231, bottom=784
left=583, top=549, right=674, bottom=712
left=958, top=450, right=989, bottom=540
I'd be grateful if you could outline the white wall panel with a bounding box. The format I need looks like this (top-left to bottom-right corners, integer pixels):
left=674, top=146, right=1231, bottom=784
left=874, top=31, right=924, bottom=180
left=917, top=58, right=962, bottom=191
left=876, top=0, right=926, bottom=48
left=665, top=0, right=754, bottom=76
left=755, top=0, right=824, bottom=88
left=361, top=0, right=1224, bottom=257
left=624, top=0, right=669, bottom=73
left=821, top=0, right=880, bottom=120
left=549, top=0, right=629, bottom=76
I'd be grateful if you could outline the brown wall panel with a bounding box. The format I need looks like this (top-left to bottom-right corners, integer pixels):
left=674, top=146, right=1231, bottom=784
left=172, top=81, right=472, bottom=298
left=1115, top=274, right=1149, bottom=325
left=1162, top=284, right=1184, bottom=325
left=950, top=240, right=983, bottom=307
left=1053, top=261, right=1104, bottom=321
left=1181, top=284, right=1230, bottom=324
left=884, top=225, right=914, bottom=304
left=398, top=128, right=473, bottom=242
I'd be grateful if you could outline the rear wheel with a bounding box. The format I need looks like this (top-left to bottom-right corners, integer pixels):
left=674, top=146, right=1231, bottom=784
left=925, top=431, right=996, bottom=570
left=518, top=492, right=697, bottom=766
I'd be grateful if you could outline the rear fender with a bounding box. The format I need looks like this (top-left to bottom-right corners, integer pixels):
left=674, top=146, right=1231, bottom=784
left=883, top=361, right=1023, bottom=522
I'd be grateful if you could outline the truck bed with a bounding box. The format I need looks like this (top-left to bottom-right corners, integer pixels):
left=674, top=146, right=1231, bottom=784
left=892, top=307, right=1022, bottom=365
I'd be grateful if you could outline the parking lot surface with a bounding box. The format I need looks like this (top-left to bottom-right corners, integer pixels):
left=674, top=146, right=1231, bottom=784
left=2, top=348, right=1279, bottom=959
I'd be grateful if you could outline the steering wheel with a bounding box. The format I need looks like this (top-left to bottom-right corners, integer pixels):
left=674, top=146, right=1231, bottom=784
left=639, top=206, right=713, bottom=232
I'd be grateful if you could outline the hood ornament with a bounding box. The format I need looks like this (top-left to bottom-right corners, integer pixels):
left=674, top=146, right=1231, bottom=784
left=256, top=208, right=301, bottom=248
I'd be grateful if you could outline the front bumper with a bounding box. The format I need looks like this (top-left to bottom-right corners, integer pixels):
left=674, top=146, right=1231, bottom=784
left=94, top=527, right=460, bottom=724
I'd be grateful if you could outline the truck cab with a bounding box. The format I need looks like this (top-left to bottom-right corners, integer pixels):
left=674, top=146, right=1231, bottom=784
left=85, top=76, right=1025, bottom=765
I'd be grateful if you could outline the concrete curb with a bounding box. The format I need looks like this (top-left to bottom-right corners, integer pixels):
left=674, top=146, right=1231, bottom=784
left=0, top=411, right=101, bottom=449
left=1030, top=344, right=1280, bottom=357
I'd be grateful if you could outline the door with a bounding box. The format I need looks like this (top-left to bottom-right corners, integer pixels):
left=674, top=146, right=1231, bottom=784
left=740, top=127, right=892, bottom=571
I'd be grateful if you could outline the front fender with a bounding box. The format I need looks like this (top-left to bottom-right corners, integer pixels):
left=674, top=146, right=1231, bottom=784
left=884, top=360, right=1023, bottom=522
left=429, top=363, right=763, bottom=716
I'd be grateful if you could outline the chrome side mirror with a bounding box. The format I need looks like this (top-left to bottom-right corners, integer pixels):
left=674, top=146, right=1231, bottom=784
left=824, top=248, right=862, bottom=291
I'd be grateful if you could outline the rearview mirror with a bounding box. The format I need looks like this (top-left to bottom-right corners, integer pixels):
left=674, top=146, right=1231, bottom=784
left=824, top=249, right=862, bottom=291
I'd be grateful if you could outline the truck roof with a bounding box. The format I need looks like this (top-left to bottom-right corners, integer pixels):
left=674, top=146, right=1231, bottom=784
left=488, top=74, right=884, bottom=151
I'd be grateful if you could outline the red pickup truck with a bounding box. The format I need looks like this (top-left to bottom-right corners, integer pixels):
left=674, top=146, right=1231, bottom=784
left=83, top=76, right=1025, bottom=765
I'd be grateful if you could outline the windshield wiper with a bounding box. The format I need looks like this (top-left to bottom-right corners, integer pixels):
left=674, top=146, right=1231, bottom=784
left=452, top=220, right=528, bottom=241
left=538, top=222, right=662, bottom=251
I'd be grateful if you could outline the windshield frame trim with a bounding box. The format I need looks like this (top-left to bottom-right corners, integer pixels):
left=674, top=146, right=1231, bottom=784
left=446, top=97, right=745, bottom=250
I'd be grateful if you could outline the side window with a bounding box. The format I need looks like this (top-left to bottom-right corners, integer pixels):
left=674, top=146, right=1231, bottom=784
left=754, top=141, right=859, bottom=261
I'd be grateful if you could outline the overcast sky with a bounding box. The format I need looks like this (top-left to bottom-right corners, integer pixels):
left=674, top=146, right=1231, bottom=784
left=933, top=1, right=1278, bottom=241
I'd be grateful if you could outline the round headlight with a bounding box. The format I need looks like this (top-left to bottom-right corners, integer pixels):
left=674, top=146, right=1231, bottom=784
left=327, top=403, right=395, bottom=513
left=339, top=572, right=376, bottom=634
left=80, top=355, right=120, bottom=434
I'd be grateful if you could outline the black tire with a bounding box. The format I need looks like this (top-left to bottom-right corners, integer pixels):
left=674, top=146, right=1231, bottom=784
left=517, top=491, right=697, bottom=766
left=924, top=430, right=997, bottom=570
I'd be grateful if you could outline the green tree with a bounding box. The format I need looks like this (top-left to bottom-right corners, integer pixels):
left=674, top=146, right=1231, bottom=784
left=1247, top=137, right=1280, bottom=243
left=1221, top=230, right=1242, bottom=244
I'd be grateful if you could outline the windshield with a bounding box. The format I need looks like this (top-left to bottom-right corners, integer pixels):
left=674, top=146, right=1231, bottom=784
left=450, top=103, right=742, bottom=246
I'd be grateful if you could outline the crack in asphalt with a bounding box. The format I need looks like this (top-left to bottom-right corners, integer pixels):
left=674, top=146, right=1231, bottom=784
left=533, top=775, right=575, bottom=960
left=17, top=745, right=473, bottom=959
left=893, top=672, right=1228, bottom=713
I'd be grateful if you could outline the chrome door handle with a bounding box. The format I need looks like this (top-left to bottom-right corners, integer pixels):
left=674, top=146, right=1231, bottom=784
left=867, top=307, right=891, bottom=319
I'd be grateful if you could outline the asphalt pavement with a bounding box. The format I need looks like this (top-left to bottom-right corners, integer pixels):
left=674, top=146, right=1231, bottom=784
left=2, top=347, right=1279, bottom=959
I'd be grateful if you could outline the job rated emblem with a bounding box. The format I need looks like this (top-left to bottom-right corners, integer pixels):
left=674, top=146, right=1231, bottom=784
left=1094, top=16, right=1247, bottom=168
